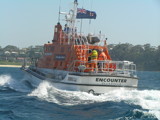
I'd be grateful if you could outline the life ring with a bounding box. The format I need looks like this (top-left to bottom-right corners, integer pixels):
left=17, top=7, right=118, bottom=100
left=88, top=89, right=95, bottom=95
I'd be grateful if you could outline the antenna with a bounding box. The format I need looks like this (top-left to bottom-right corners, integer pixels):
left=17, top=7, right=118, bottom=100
left=88, top=0, right=93, bottom=32
left=58, top=0, right=61, bottom=22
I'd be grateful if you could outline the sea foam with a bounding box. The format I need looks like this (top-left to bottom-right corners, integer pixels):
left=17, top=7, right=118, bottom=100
left=0, top=75, right=12, bottom=86
left=0, top=74, right=30, bottom=92
left=28, top=80, right=160, bottom=119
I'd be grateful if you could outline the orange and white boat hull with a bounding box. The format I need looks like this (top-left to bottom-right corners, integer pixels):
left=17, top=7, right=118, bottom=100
left=22, top=67, right=138, bottom=94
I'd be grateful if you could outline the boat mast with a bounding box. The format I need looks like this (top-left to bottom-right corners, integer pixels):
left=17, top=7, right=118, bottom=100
left=88, top=0, right=93, bottom=33
left=72, top=0, right=78, bottom=30
left=58, top=0, right=61, bottom=23
left=67, top=0, right=78, bottom=44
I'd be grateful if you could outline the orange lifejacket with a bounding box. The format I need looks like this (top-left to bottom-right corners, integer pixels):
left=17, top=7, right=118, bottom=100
left=98, top=52, right=107, bottom=60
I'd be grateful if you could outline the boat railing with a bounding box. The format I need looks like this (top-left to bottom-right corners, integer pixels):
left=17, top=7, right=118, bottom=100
left=61, top=31, right=107, bottom=46
left=71, top=60, right=137, bottom=77
left=74, top=33, right=106, bottom=46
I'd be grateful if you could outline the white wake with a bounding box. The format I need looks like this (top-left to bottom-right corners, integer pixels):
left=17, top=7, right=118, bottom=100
left=28, top=81, right=160, bottom=119
left=0, top=75, right=11, bottom=86
left=0, top=74, right=30, bottom=92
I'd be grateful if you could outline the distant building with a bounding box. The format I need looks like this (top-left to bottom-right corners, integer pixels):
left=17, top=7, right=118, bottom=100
left=16, top=57, right=25, bottom=62
left=4, top=51, right=10, bottom=55
left=35, top=45, right=43, bottom=49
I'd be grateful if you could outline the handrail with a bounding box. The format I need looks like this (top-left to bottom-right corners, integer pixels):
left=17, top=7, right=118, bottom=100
left=70, top=60, right=137, bottom=77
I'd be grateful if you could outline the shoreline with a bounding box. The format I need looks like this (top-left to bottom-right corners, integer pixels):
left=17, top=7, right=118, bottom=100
left=0, top=65, right=21, bottom=68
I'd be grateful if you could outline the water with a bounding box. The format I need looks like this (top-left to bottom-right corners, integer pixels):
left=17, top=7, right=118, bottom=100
left=0, top=67, right=160, bottom=120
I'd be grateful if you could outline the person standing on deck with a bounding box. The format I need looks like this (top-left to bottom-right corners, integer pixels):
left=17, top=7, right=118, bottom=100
left=98, top=48, right=107, bottom=71
left=88, top=49, right=98, bottom=72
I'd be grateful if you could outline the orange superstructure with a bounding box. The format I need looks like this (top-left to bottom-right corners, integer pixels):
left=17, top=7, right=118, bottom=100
left=37, top=22, right=113, bottom=72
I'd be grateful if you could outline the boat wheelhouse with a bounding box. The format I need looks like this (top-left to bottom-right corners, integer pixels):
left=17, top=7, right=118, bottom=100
left=22, top=0, right=138, bottom=94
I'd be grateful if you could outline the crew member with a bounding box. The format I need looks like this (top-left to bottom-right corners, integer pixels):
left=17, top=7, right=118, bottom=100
left=98, top=48, right=107, bottom=71
left=88, top=49, right=92, bottom=62
left=88, top=49, right=98, bottom=72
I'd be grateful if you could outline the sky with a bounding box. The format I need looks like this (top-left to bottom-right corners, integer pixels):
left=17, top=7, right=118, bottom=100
left=0, top=0, right=160, bottom=48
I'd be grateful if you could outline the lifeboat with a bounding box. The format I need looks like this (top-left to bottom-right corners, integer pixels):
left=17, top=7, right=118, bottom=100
left=21, top=0, right=138, bottom=94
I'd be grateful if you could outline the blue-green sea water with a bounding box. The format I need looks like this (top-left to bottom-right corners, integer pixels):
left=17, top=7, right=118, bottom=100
left=0, top=67, right=160, bottom=120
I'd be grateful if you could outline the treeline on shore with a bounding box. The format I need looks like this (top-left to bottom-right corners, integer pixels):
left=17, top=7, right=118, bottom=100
left=108, top=43, right=160, bottom=71
left=0, top=45, right=43, bottom=65
left=0, top=44, right=160, bottom=71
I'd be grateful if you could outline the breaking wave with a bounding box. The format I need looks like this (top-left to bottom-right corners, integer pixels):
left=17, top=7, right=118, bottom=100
left=116, top=109, right=158, bottom=120
left=28, top=81, right=160, bottom=119
left=0, top=75, right=11, bottom=86
left=0, top=74, right=31, bottom=92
